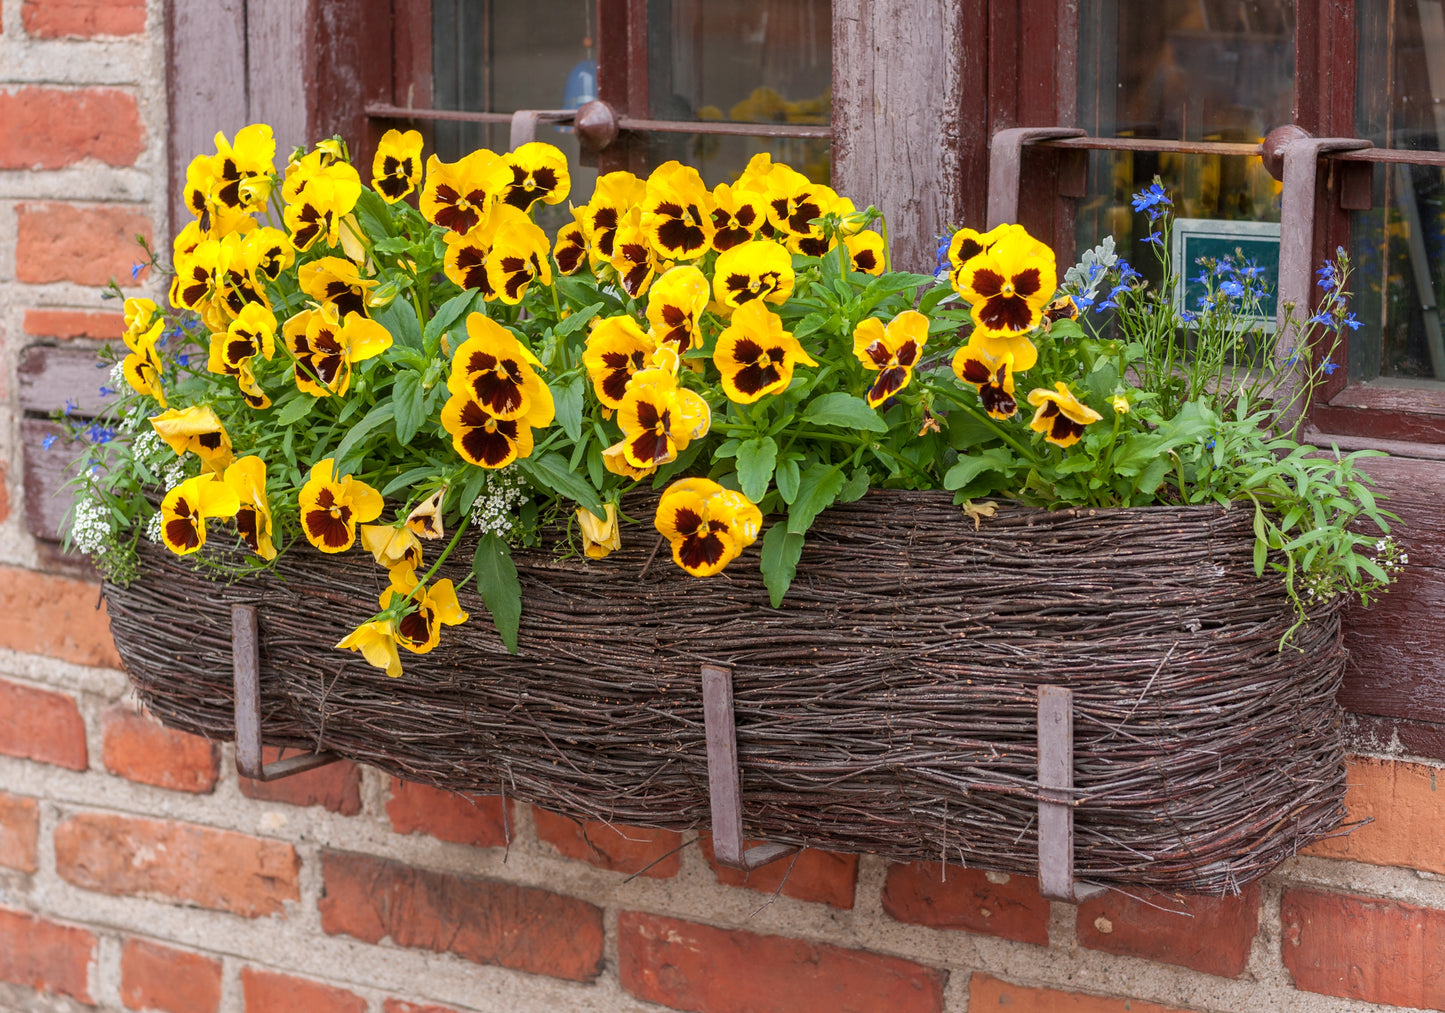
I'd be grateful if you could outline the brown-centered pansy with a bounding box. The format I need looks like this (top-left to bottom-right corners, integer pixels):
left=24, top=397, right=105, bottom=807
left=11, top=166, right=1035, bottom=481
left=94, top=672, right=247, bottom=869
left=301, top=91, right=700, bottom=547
left=442, top=207, right=503, bottom=296
left=653, top=477, right=762, bottom=577
left=209, top=231, right=271, bottom=328
left=614, top=373, right=711, bottom=470
left=489, top=142, right=570, bottom=213
left=335, top=619, right=403, bottom=678
left=609, top=207, right=658, bottom=299
left=851, top=310, right=929, bottom=407
left=583, top=315, right=655, bottom=409
left=761, top=164, right=840, bottom=257
left=553, top=212, right=589, bottom=276
left=150, top=405, right=233, bottom=474
left=641, top=161, right=715, bottom=261
left=945, top=223, right=1025, bottom=289
left=171, top=236, right=222, bottom=315
left=159, top=473, right=241, bottom=556
left=709, top=182, right=765, bottom=252
left=283, top=160, right=363, bottom=252
left=951, top=343, right=1018, bottom=420
left=222, top=455, right=276, bottom=560
left=441, top=390, right=549, bottom=469
left=576, top=503, right=621, bottom=559
left=381, top=567, right=469, bottom=655
left=712, top=240, right=794, bottom=311
left=1041, top=294, right=1079, bottom=330
left=645, top=265, right=710, bottom=353
left=371, top=128, right=424, bottom=203
left=446, top=313, right=551, bottom=422
left=283, top=305, right=392, bottom=398
left=405, top=487, right=446, bottom=540
left=298, top=458, right=384, bottom=553
left=953, top=228, right=1057, bottom=338
left=243, top=226, right=295, bottom=282
left=421, top=149, right=500, bottom=238
left=1026, top=382, right=1103, bottom=448
left=484, top=207, right=553, bottom=304
left=580, top=171, right=646, bottom=269
left=844, top=230, right=886, bottom=275
left=210, top=124, right=276, bottom=214
left=298, top=256, right=376, bottom=319
left=120, top=298, right=167, bottom=406
left=713, top=301, right=816, bottom=403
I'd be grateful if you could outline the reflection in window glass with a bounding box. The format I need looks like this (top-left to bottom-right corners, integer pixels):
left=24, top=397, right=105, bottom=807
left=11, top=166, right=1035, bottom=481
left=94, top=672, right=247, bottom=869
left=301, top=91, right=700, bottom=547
left=1075, top=1, right=1293, bottom=280
left=646, top=0, right=831, bottom=184
left=431, top=0, right=599, bottom=213
left=1351, top=3, right=1445, bottom=383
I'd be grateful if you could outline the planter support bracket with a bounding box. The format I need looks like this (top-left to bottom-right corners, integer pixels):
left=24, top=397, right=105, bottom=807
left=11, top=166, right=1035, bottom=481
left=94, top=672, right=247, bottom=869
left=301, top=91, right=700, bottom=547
left=702, top=663, right=798, bottom=871
left=1037, top=685, right=1104, bottom=903
left=232, top=603, right=341, bottom=782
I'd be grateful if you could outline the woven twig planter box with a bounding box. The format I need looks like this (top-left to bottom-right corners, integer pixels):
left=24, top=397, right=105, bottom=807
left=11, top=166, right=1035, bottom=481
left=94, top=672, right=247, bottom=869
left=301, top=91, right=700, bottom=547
left=105, top=492, right=1348, bottom=895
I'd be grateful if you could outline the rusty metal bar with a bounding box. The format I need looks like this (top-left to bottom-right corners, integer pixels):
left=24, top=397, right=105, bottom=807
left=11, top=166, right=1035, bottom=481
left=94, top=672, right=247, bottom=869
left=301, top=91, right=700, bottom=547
left=701, top=663, right=796, bottom=871
left=986, top=127, right=1085, bottom=228
left=508, top=109, right=576, bottom=150
left=615, top=117, right=830, bottom=140
left=1332, top=147, right=1445, bottom=167
left=231, top=604, right=339, bottom=782
left=366, top=103, right=514, bottom=125
left=1043, top=136, right=1261, bottom=157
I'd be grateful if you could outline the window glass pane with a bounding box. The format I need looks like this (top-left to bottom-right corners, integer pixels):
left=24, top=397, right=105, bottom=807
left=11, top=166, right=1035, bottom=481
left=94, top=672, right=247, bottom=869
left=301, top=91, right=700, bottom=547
left=1351, top=3, right=1445, bottom=384
left=1075, top=1, right=1293, bottom=278
left=431, top=0, right=600, bottom=212
left=645, top=0, right=831, bottom=184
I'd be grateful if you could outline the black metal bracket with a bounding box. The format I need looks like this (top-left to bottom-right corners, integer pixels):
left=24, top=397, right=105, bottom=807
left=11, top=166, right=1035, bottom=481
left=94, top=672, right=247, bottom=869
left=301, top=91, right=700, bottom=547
left=701, top=663, right=798, bottom=871
left=231, top=603, right=340, bottom=782
left=1037, top=684, right=1104, bottom=903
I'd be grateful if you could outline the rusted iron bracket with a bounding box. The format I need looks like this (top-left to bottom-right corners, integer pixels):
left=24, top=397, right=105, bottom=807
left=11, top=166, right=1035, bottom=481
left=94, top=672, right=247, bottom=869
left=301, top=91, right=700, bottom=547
left=509, top=109, right=577, bottom=150
left=231, top=604, right=340, bottom=782
left=986, top=127, right=1086, bottom=228
left=701, top=663, right=798, bottom=871
left=1037, top=685, right=1103, bottom=903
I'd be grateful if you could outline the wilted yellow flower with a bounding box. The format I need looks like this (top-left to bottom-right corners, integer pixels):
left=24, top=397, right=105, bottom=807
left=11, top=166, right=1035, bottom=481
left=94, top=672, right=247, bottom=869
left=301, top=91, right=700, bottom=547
left=576, top=503, right=621, bottom=559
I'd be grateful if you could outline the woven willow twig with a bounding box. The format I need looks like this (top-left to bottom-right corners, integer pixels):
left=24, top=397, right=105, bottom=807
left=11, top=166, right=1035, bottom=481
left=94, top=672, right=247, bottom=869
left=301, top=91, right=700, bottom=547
left=105, top=493, right=1348, bottom=894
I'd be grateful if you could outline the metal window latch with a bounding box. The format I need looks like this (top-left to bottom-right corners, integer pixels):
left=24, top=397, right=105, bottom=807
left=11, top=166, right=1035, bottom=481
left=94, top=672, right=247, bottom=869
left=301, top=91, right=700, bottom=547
left=231, top=603, right=339, bottom=782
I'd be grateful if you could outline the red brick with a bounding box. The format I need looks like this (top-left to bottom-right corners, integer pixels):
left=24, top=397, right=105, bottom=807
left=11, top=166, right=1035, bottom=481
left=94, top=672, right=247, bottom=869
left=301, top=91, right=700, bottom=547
left=239, top=749, right=362, bottom=814
left=534, top=807, right=679, bottom=878
left=319, top=850, right=604, bottom=982
left=618, top=910, right=947, bottom=1013
left=22, top=0, right=146, bottom=37
left=1076, top=884, right=1260, bottom=978
left=0, top=792, right=39, bottom=872
left=881, top=863, right=1049, bottom=946
left=697, top=835, right=857, bottom=908
left=0, top=907, right=94, bottom=1003
left=241, top=968, right=365, bottom=1013
left=120, top=939, right=221, bottom=1013
left=55, top=813, right=300, bottom=918
left=24, top=308, right=126, bottom=340
left=16, top=203, right=152, bottom=287
left=0, top=566, right=123, bottom=668
left=0, top=461, right=9, bottom=526
left=0, top=87, right=143, bottom=169
left=387, top=778, right=511, bottom=847
left=0, top=677, right=87, bottom=771
left=1282, top=887, right=1445, bottom=1007
left=103, top=707, right=218, bottom=794
left=967, top=973, right=1195, bottom=1013
left=1304, top=757, right=1445, bottom=874
left=383, top=1003, right=460, bottom=1013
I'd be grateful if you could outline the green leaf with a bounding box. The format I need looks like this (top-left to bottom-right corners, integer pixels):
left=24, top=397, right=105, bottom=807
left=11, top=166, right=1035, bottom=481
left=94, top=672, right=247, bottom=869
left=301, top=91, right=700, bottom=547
left=353, top=188, right=393, bottom=241
left=519, top=452, right=603, bottom=516
left=1134, top=455, right=1171, bottom=495
left=473, top=532, right=522, bottom=654
left=735, top=437, right=778, bottom=502
left=918, top=283, right=957, bottom=316
left=374, top=299, right=423, bottom=350
left=943, top=448, right=1013, bottom=491
left=552, top=374, right=584, bottom=442
left=457, top=464, right=487, bottom=514
left=274, top=395, right=316, bottom=427
left=837, top=466, right=870, bottom=504
left=332, top=402, right=395, bottom=473
left=381, top=466, right=440, bottom=498
left=761, top=523, right=805, bottom=608
left=787, top=464, right=845, bottom=534
left=775, top=457, right=801, bottom=504
left=586, top=439, right=605, bottom=489
left=554, top=302, right=603, bottom=337
left=803, top=392, right=888, bottom=432
left=425, top=290, right=477, bottom=348
left=392, top=371, right=426, bottom=446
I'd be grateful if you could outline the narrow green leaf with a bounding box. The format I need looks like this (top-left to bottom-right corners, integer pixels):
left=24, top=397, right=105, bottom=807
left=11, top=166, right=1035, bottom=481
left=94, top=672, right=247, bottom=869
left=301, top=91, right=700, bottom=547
left=275, top=395, right=316, bottom=427
left=552, top=374, right=585, bottom=442
left=554, top=302, right=603, bottom=337
left=735, top=437, right=778, bottom=503
left=803, top=392, right=888, bottom=432
left=425, top=290, right=477, bottom=347
left=332, top=402, right=395, bottom=473
left=473, top=532, right=522, bottom=654
left=761, top=523, right=805, bottom=608
left=381, top=465, right=441, bottom=498
left=519, top=452, right=603, bottom=516
left=392, top=371, right=426, bottom=446
left=775, top=457, right=801, bottom=504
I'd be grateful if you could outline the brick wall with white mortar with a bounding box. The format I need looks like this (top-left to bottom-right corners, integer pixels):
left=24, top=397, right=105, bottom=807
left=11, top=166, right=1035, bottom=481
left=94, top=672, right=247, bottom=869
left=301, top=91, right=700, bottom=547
left=4, top=3, right=1445, bottom=1012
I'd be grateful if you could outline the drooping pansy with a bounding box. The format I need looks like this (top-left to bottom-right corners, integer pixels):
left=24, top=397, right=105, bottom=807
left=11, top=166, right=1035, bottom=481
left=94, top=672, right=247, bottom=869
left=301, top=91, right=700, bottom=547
left=653, top=477, right=762, bottom=577
left=159, top=473, right=240, bottom=556
left=641, top=161, right=716, bottom=261
left=953, top=228, right=1058, bottom=338
left=709, top=182, right=765, bottom=252
left=120, top=298, right=167, bottom=406
left=844, top=230, right=886, bottom=275
left=298, top=458, right=384, bottom=553
left=1041, top=295, right=1079, bottom=330
left=446, top=313, right=550, bottom=422
left=421, top=149, right=499, bottom=238
left=576, top=503, right=621, bottom=559
left=711, top=240, right=794, bottom=311
left=490, top=142, right=570, bottom=213
left=583, top=315, right=655, bottom=409
left=645, top=265, right=710, bottom=353
left=614, top=373, right=711, bottom=470
left=283, top=305, right=392, bottom=398
left=1026, top=382, right=1103, bottom=448
left=484, top=207, right=553, bottom=305
left=851, top=310, right=929, bottom=408
left=581, top=170, right=646, bottom=269
left=150, top=405, right=234, bottom=474
left=298, top=256, right=376, bottom=319
left=405, top=487, right=447, bottom=540
left=713, top=301, right=816, bottom=404
left=371, top=128, right=424, bottom=203
left=335, top=620, right=403, bottom=678
left=359, top=522, right=423, bottom=573
left=951, top=343, right=1018, bottom=420
left=609, top=207, right=658, bottom=299
left=381, top=568, right=469, bottom=655
left=552, top=214, right=589, bottom=276
left=222, top=455, right=276, bottom=560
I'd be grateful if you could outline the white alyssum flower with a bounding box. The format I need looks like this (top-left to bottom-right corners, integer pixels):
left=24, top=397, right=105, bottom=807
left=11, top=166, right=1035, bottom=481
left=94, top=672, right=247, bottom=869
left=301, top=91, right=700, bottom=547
left=70, top=492, right=114, bottom=556
left=469, top=466, right=529, bottom=538
left=145, top=511, right=164, bottom=544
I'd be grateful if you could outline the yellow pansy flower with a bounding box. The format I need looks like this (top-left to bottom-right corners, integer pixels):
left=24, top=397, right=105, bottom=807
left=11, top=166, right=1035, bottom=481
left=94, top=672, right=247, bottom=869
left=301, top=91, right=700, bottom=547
left=159, top=473, right=240, bottom=556
left=371, top=128, right=424, bottom=203
left=852, top=310, right=928, bottom=407
left=283, top=306, right=392, bottom=398
left=1026, top=382, right=1104, bottom=448
left=222, top=455, right=277, bottom=560
left=654, top=478, right=762, bottom=577
left=298, top=458, right=384, bottom=553
left=150, top=405, right=233, bottom=474
left=713, top=301, right=816, bottom=403
left=712, top=240, right=794, bottom=311
left=490, top=142, right=570, bottom=213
